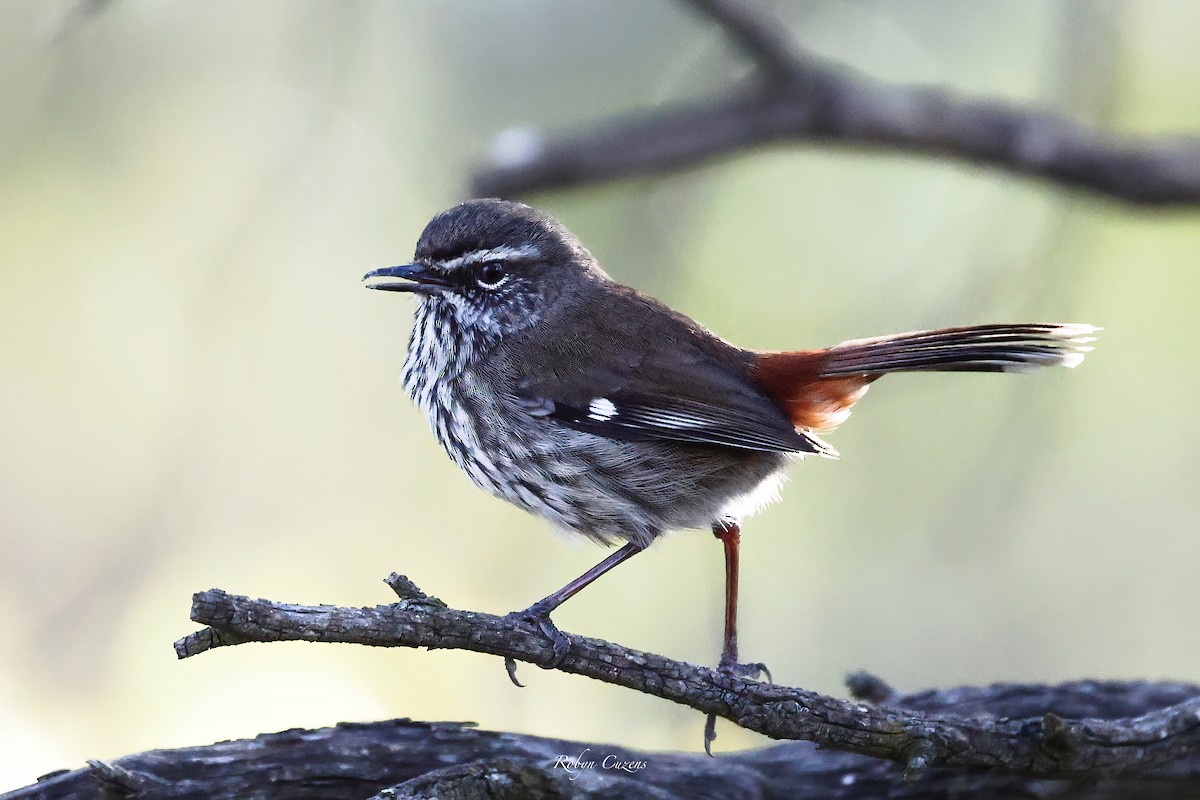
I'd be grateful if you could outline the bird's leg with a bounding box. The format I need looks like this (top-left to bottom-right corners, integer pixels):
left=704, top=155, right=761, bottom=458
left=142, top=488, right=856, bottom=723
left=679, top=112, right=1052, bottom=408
left=706, top=520, right=772, bottom=755
left=712, top=520, right=772, bottom=681
left=506, top=541, right=644, bottom=670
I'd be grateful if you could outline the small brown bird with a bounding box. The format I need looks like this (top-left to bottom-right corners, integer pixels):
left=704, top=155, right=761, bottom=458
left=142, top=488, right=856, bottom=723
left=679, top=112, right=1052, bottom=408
left=365, top=199, right=1095, bottom=720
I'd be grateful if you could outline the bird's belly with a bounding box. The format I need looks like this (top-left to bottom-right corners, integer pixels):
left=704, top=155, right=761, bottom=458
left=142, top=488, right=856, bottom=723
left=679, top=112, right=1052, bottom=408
left=425, top=381, right=789, bottom=546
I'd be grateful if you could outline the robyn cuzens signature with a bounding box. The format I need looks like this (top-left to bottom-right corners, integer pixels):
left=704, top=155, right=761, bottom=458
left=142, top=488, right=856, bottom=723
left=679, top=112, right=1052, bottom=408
left=551, top=748, right=649, bottom=781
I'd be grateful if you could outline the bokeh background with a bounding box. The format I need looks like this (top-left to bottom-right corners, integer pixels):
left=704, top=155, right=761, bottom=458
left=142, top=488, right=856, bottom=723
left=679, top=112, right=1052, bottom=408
left=3, top=0, right=1199, bottom=790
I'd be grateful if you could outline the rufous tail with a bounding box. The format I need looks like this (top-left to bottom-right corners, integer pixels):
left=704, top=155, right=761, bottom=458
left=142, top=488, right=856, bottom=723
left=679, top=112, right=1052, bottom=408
left=752, top=323, right=1097, bottom=451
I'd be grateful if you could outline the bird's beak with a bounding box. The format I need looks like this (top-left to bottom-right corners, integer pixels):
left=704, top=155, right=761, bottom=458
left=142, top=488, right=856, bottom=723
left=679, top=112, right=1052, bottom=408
left=362, top=263, right=450, bottom=295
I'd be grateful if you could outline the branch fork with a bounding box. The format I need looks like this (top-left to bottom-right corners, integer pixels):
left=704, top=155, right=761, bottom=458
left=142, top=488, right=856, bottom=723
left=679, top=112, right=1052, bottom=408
left=472, top=0, right=1200, bottom=205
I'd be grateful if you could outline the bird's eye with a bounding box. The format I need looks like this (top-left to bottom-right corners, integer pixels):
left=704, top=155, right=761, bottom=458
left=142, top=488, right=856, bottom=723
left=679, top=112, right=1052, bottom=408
left=476, top=261, right=508, bottom=289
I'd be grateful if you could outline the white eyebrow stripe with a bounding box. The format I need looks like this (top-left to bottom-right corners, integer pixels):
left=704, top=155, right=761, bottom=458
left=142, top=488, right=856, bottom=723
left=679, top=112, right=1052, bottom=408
left=436, top=244, right=541, bottom=271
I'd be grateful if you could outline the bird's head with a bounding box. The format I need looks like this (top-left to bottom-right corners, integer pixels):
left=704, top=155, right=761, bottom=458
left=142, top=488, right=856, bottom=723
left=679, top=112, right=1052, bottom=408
left=364, top=199, right=597, bottom=340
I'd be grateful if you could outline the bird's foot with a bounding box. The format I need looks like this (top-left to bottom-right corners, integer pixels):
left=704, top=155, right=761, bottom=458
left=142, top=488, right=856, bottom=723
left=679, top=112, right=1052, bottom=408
left=503, top=601, right=571, bottom=671
left=704, top=657, right=773, bottom=754
left=717, top=657, right=772, bottom=683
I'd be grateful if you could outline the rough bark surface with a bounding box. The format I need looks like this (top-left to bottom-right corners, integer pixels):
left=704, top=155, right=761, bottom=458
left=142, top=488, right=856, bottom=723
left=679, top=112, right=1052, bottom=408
left=13, top=685, right=1200, bottom=800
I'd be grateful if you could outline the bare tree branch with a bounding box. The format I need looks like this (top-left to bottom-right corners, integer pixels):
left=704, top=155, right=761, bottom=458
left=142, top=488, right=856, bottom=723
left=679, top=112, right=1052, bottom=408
left=683, top=0, right=801, bottom=83
left=171, top=579, right=1200, bottom=783
left=472, top=0, right=1200, bottom=205
left=16, top=687, right=1200, bottom=800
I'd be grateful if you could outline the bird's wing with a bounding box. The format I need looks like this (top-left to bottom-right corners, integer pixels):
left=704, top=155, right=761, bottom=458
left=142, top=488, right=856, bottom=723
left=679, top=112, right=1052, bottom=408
left=500, top=286, right=834, bottom=456
left=524, top=390, right=831, bottom=454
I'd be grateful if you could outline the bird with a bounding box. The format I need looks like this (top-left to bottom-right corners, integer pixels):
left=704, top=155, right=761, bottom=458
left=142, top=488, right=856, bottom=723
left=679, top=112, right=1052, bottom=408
left=363, top=198, right=1095, bottom=705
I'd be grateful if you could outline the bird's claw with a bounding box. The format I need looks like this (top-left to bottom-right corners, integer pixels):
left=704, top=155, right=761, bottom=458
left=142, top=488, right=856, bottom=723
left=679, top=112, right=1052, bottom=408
left=703, top=713, right=718, bottom=756
left=717, top=659, right=772, bottom=683
left=534, top=615, right=571, bottom=667
left=503, top=604, right=571, bottom=669
left=503, top=657, right=525, bottom=688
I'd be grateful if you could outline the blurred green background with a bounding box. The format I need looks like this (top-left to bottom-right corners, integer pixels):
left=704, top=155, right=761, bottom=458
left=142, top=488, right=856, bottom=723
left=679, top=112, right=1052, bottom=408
left=3, top=0, right=1199, bottom=790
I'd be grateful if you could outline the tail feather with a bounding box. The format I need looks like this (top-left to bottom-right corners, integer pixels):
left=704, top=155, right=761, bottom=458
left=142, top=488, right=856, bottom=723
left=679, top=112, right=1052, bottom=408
left=823, top=323, right=1097, bottom=376
left=752, top=323, right=1097, bottom=441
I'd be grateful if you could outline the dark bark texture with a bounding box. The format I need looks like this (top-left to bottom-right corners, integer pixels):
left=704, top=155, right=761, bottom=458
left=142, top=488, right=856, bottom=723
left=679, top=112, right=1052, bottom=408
left=13, top=682, right=1200, bottom=800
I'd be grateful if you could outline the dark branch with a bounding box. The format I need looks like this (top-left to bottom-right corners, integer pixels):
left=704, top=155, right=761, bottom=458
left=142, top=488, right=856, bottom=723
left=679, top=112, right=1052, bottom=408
left=472, top=1, right=1200, bottom=205
left=17, top=694, right=1200, bottom=799
left=172, top=581, right=1200, bottom=782
left=683, top=0, right=801, bottom=83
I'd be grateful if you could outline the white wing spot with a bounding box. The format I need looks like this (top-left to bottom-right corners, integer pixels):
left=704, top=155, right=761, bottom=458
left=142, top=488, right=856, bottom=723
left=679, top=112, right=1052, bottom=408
left=587, top=397, right=618, bottom=422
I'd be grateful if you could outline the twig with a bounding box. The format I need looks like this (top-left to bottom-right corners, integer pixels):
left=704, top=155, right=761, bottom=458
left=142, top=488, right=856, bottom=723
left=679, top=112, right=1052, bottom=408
left=173, top=579, right=1200, bottom=780
left=472, top=0, right=1200, bottom=205
left=384, top=572, right=441, bottom=604
left=683, top=0, right=801, bottom=83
